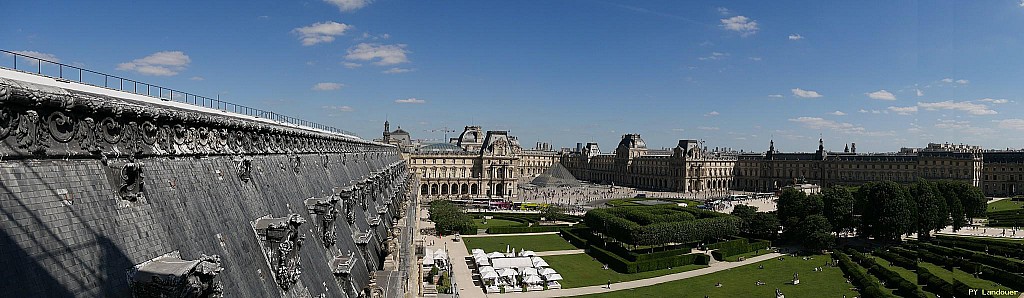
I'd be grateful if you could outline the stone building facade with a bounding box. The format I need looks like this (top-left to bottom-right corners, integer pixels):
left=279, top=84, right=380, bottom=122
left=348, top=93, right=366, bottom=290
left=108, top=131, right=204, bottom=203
left=406, top=126, right=523, bottom=200
left=560, top=134, right=736, bottom=192
left=734, top=140, right=986, bottom=193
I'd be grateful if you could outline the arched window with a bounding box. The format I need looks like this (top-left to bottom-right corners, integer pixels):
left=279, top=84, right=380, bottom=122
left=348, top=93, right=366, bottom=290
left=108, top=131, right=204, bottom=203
left=450, top=183, right=459, bottom=195
left=421, top=184, right=428, bottom=195
left=441, top=184, right=449, bottom=195
left=461, top=184, right=469, bottom=194
left=430, top=184, right=438, bottom=195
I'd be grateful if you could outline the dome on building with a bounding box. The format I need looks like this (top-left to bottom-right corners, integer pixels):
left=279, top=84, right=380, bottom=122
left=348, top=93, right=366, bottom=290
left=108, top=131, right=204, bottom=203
left=417, top=143, right=466, bottom=153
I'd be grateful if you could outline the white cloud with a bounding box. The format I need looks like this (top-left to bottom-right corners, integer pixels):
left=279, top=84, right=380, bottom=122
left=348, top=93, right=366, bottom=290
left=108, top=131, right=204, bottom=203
left=189, top=76, right=204, bottom=81
left=916, top=89, right=924, bottom=97
left=395, top=97, right=425, bottom=104
left=7, top=50, right=60, bottom=62
left=866, top=89, right=896, bottom=100
left=698, top=126, right=720, bottom=130
left=720, top=16, right=759, bottom=36
left=918, top=100, right=996, bottom=115
left=345, top=43, right=410, bottom=65
left=788, top=34, right=803, bottom=40
left=935, top=119, right=970, bottom=129
left=830, top=111, right=846, bottom=116
left=382, top=67, right=414, bottom=74
left=116, top=51, right=190, bottom=76
left=979, top=98, right=1009, bottom=104
left=671, top=128, right=686, bottom=132
left=791, top=88, right=823, bottom=98
left=312, top=82, right=344, bottom=91
left=887, top=106, right=918, bottom=115
left=788, top=117, right=893, bottom=136
left=956, top=79, right=969, bottom=84
left=293, top=21, right=351, bottom=46
left=705, top=111, right=720, bottom=116
left=343, top=62, right=362, bottom=69
left=748, top=57, right=762, bottom=61
left=698, top=52, right=728, bottom=61
left=996, top=119, right=1024, bottom=130
left=941, top=78, right=954, bottom=83
left=323, top=105, right=354, bottom=112
left=768, top=94, right=783, bottom=98
left=1020, top=0, right=1024, bottom=7
left=717, top=7, right=731, bottom=15
left=324, top=0, right=372, bottom=12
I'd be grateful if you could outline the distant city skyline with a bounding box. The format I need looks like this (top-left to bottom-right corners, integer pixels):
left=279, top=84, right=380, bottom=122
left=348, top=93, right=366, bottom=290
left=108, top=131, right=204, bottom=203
left=5, top=1, right=1024, bottom=152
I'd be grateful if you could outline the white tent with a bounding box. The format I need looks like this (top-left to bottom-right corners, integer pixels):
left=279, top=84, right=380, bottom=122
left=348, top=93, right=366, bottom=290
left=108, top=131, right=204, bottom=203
left=519, top=250, right=537, bottom=257
left=481, top=271, right=499, bottom=280
left=498, top=268, right=518, bottom=277
left=433, top=250, right=448, bottom=259
left=538, top=268, right=557, bottom=276
left=532, top=258, right=549, bottom=267
left=488, top=252, right=506, bottom=259
left=423, top=257, right=434, bottom=266
left=478, top=266, right=495, bottom=273
left=523, top=275, right=543, bottom=284
left=475, top=257, right=490, bottom=266
left=521, top=267, right=538, bottom=276
left=471, top=249, right=485, bottom=255
left=545, top=273, right=563, bottom=281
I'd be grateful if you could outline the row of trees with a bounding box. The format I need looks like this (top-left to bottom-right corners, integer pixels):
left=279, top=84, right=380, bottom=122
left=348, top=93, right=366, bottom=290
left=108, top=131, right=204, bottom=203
left=585, top=206, right=741, bottom=247
left=773, top=180, right=986, bottom=249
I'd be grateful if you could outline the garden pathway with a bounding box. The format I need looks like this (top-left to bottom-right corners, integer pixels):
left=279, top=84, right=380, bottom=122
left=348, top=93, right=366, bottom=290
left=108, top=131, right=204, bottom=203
left=533, top=249, right=585, bottom=257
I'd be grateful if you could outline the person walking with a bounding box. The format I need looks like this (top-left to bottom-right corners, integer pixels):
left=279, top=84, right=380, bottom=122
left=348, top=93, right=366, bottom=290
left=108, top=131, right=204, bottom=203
left=607, top=280, right=611, bottom=289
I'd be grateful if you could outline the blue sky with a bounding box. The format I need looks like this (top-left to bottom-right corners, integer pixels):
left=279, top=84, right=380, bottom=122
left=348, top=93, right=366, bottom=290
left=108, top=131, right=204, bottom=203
left=5, top=0, right=1024, bottom=153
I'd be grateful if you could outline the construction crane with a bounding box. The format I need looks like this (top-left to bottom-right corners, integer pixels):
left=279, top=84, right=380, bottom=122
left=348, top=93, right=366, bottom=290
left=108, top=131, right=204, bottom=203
left=424, top=126, right=458, bottom=141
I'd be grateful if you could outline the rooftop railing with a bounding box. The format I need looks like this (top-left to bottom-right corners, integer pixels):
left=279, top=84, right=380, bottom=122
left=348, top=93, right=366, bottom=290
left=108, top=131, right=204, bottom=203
left=1, top=49, right=359, bottom=138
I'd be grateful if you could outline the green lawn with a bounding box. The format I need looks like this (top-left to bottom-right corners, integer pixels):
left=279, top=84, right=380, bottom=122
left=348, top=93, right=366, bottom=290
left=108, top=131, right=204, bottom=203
left=918, top=262, right=1018, bottom=297
left=988, top=199, right=1024, bottom=213
left=473, top=218, right=523, bottom=229
left=462, top=234, right=576, bottom=253
left=543, top=253, right=706, bottom=288
left=573, top=255, right=858, bottom=298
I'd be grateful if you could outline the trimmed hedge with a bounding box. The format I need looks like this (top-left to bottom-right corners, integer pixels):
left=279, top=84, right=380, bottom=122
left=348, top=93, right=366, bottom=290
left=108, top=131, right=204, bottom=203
left=562, top=228, right=589, bottom=248
left=873, top=249, right=916, bottom=270
left=918, top=242, right=1024, bottom=274
left=917, top=265, right=992, bottom=298
left=562, top=228, right=709, bottom=273
left=585, top=206, right=741, bottom=246
left=932, top=235, right=1024, bottom=258
left=848, top=250, right=927, bottom=298
left=988, top=209, right=1024, bottom=227
left=834, top=251, right=895, bottom=298
left=708, top=238, right=772, bottom=261
left=486, top=225, right=570, bottom=234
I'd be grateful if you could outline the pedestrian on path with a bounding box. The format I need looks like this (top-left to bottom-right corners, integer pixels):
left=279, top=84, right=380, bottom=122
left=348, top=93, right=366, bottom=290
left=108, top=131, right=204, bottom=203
left=607, top=280, right=611, bottom=289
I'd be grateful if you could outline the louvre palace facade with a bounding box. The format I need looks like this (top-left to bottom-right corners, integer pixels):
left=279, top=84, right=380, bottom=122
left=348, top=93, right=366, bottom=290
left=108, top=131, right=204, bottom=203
left=561, top=133, right=1024, bottom=197
left=384, top=125, right=559, bottom=201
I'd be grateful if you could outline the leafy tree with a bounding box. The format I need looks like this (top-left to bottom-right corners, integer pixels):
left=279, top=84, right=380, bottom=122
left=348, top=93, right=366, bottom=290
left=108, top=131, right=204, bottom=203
left=910, top=180, right=948, bottom=240
left=935, top=181, right=967, bottom=231
left=799, top=214, right=835, bottom=250
left=748, top=212, right=780, bottom=240
left=731, top=205, right=758, bottom=232
left=541, top=204, right=563, bottom=222
left=777, top=188, right=808, bottom=239
left=822, top=186, right=855, bottom=236
left=855, top=181, right=916, bottom=241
